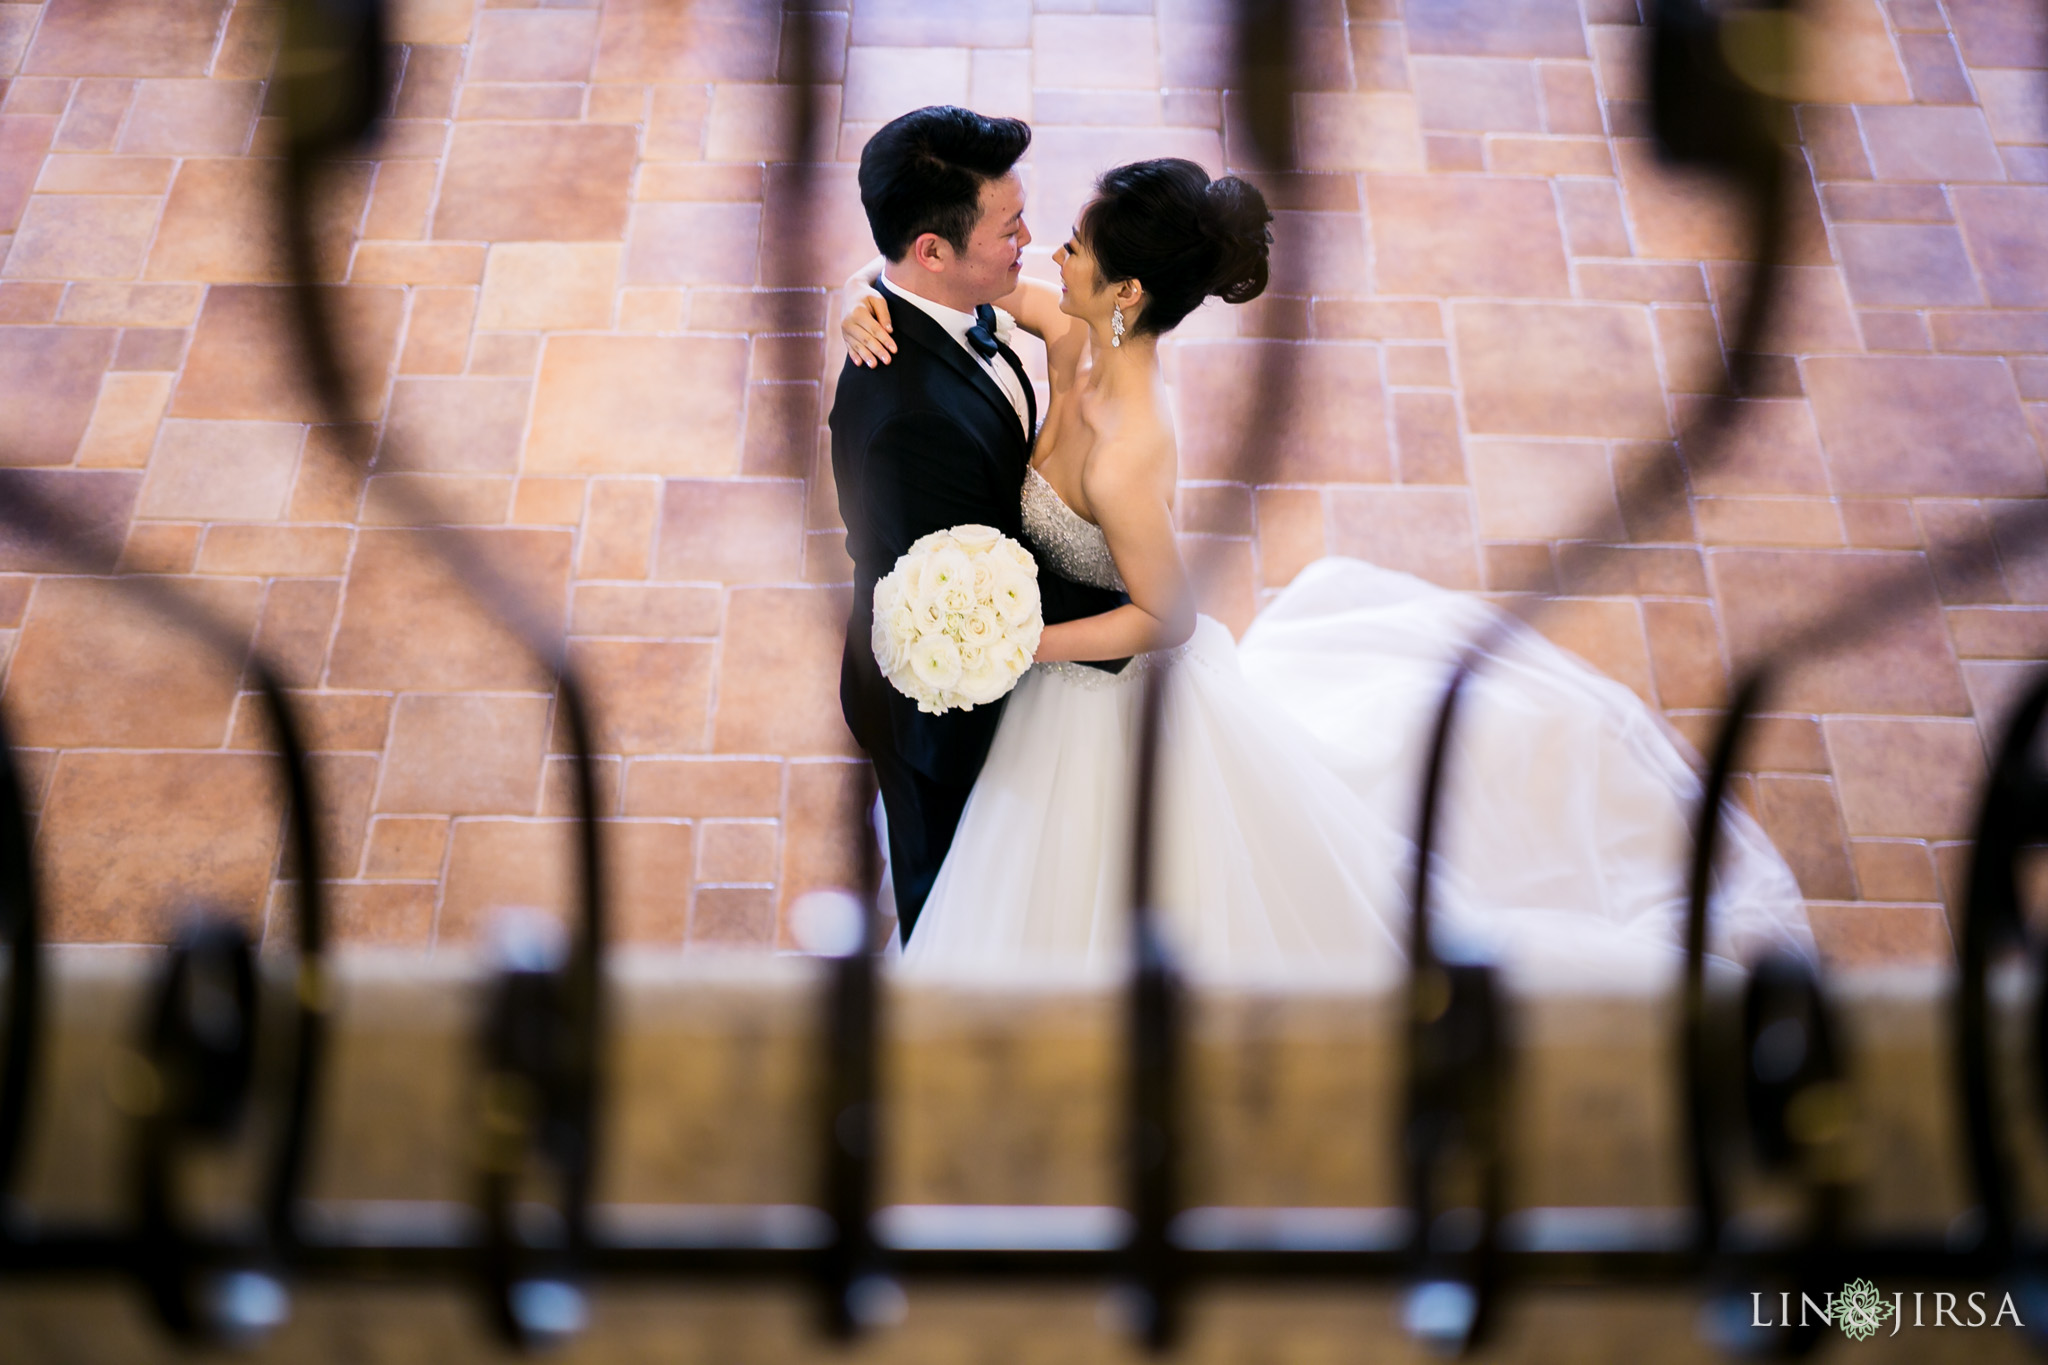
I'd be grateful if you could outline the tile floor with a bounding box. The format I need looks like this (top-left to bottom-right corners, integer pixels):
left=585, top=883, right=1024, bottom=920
left=0, top=0, right=2042, bottom=962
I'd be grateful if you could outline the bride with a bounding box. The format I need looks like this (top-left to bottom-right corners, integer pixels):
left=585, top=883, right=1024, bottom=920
left=840, top=158, right=1812, bottom=981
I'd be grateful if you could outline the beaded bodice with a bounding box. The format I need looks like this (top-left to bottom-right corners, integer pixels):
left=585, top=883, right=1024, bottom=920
left=1021, top=466, right=1125, bottom=592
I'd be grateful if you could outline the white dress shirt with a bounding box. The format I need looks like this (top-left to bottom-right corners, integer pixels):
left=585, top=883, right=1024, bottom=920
left=884, top=279, right=1032, bottom=438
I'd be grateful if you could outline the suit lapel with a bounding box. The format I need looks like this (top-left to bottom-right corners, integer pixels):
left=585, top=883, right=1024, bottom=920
left=878, top=281, right=1029, bottom=454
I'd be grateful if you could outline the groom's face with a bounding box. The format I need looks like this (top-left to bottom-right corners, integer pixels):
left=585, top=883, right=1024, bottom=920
left=949, top=170, right=1030, bottom=305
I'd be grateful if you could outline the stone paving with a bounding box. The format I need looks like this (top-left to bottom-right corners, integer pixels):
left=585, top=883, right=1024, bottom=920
left=0, top=0, right=2043, bottom=961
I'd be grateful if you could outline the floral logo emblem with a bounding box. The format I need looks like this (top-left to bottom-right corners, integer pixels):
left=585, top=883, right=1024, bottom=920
left=1835, top=1279, right=1894, bottom=1341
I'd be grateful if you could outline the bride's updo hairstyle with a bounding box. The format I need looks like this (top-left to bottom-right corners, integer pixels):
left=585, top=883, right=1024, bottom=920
left=1079, top=158, right=1273, bottom=337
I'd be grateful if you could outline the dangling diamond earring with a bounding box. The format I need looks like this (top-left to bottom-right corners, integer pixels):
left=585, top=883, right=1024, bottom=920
left=1111, top=303, right=1125, bottom=348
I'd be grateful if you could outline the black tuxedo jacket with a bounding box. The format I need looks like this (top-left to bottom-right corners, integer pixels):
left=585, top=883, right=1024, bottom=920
left=831, top=281, right=1127, bottom=788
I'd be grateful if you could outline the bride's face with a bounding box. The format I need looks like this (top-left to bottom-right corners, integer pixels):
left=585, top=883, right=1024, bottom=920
left=1052, top=222, right=1114, bottom=325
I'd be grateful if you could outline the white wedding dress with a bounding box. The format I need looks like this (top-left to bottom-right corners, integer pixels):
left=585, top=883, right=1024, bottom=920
left=897, top=468, right=1813, bottom=985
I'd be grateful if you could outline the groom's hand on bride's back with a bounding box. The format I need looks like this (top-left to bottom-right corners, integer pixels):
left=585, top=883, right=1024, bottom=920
left=842, top=290, right=895, bottom=368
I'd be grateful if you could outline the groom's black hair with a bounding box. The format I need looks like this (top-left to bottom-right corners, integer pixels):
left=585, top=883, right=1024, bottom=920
left=859, top=106, right=1031, bottom=262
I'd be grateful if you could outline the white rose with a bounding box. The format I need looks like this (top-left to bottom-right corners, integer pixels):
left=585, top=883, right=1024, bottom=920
left=989, top=567, right=1039, bottom=627
left=950, top=524, right=1001, bottom=551
left=996, top=538, right=1037, bottom=575
left=957, top=640, right=987, bottom=675
left=993, top=637, right=1035, bottom=677
left=938, top=579, right=975, bottom=617
left=909, top=632, right=962, bottom=692
left=970, top=557, right=995, bottom=599
left=912, top=592, right=945, bottom=634
left=908, top=529, right=954, bottom=558
left=960, top=605, right=999, bottom=647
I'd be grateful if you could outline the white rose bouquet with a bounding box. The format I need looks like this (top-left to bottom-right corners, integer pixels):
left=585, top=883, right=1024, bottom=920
left=872, top=525, right=1043, bottom=715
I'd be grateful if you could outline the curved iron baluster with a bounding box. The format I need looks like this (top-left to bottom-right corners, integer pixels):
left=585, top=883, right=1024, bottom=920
left=1681, top=672, right=1768, bottom=1251
left=274, top=0, right=609, bottom=1343
left=1401, top=661, right=1507, bottom=1357
left=0, top=709, right=41, bottom=1218
left=1956, top=669, right=2048, bottom=1266
left=1684, top=672, right=1855, bottom=1359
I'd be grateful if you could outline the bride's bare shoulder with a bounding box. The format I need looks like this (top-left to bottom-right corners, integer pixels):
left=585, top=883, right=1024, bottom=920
left=1079, top=401, right=1176, bottom=501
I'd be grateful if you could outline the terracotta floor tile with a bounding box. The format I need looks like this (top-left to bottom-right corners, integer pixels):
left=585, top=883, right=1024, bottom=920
left=623, top=756, right=782, bottom=817
left=1574, top=261, right=1707, bottom=303
left=1176, top=340, right=1391, bottom=482
left=1836, top=222, right=1982, bottom=307
left=1532, top=597, right=1654, bottom=701
left=625, top=201, right=761, bottom=285
left=363, top=817, right=450, bottom=880
left=609, top=820, right=694, bottom=942
left=1469, top=440, right=1622, bottom=539
left=1804, top=355, right=2041, bottom=497
left=350, top=241, right=488, bottom=286
left=32, top=152, right=172, bottom=194
left=1482, top=542, right=1555, bottom=592
left=1679, top=397, right=1830, bottom=495
left=847, top=0, right=1031, bottom=48
left=571, top=583, right=722, bottom=637
left=1695, top=496, right=1846, bottom=547
left=469, top=331, right=542, bottom=375
left=1404, top=0, right=1582, bottom=56
left=379, top=694, right=551, bottom=814
left=456, top=84, right=586, bottom=122
left=1640, top=598, right=1724, bottom=708
left=473, top=8, right=599, bottom=82
left=565, top=638, right=715, bottom=754
left=703, top=82, right=840, bottom=162
left=115, top=521, right=199, bottom=574
left=393, top=46, right=462, bottom=120
left=380, top=376, right=532, bottom=472
left=117, top=78, right=261, bottom=155
left=968, top=47, right=1031, bottom=120
left=1390, top=390, right=1465, bottom=484
left=478, top=242, right=620, bottom=329
left=322, top=883, right=435, bottom=945
left=432, top=122, right=636, bottom=241
left=1952, top=185, right=2048, bottom=308
left=777, top=759, right=867, bottom=921
left=636, top=161, right=763, bottom=202
left=1709, top=548, right=1970, bottom=713
left=327, top=527, right=569, bottom=690
left=22, top=0, right=229, bottom=77
left=512, top=475, right=585, bottom=526
left=758, top=160, right=871, bottom=287
left=175, top=283, right=402, bottom=422
left=1410, top=57, right=1539, bottom=132
left=398, top=286, right=478, bottom=374
left=1032, top=15, right=1158, bottom=91
left=1553, top=177, right=1631, bottom=257
left=1974, top=68, right=2048, bottom=146
left=1293, top=91, right=1424, bottom=173
left=1454, top=301, right=1667, bottom=438
left=1367, top=175, right=1569, bottom=296
left=656, top=477, right=807, bottom=581
left=1898, top=33, right=1974, bottom=105
left=1, top=192, right=158, bottom=279
left=1808, top=902, right=1953, bottom=966
left=1945, top=0, right=2047, bottom=69
left=361, top=473, right=512, bottom=526
left=1857, top=104, right=2006, bottom=183
left=1825, top=715, right=1985, bottom=839
left=76, top=369, right=173, bottom=467
left=690, top=884, right=776, bottom=947
left=140, top=419, right=303, bottom=521
left=712, top=585, right=858, bottom=755
left=593, top=0, right=780, bottom=83
left=1752, top=774, right=1856, bottom=899
left=6, top=576, right=255, bottom=748
left=252, top=580, right=342, bottom=687
left=577, top=477, right=657, bottom=579
left=147, top=157, right=370, bottom=283
left=1821, top=182, right=1951, bottom=223
left=1797, top=0, right=1911, bottom=105
left=39, top=752, right=279, bottom=942
left=0, top=467, right=141, bottom=572
left=438, top=819, right=574, bottom=943
left=0, top=324, right=114, bottom=465
left=0, top=281, right=61, bottom=323
left=1325, top=485, right=1480, bottom=588
left=527, top=335, right=749, bottom=474
left=0, top=114, right=56, bottom=232
left=742, top=381, right=821, bottom=477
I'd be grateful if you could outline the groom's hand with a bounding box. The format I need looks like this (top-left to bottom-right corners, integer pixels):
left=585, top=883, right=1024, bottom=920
left=842, top=290, right=896, bottom=368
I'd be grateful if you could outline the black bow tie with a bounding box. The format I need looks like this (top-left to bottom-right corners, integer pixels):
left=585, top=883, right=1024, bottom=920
left=965, top=303, right=1001, bottom=360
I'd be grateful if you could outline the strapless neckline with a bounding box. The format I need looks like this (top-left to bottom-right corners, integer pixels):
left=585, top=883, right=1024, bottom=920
left=1021, top=465, right=1125, bottom=592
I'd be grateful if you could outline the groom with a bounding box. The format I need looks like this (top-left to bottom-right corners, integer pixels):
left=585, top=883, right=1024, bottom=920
left=831, top=106, right=1124, bottom=941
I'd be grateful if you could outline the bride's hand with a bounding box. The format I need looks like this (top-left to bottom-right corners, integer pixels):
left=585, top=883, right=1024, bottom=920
left=841, top=289, right=896, bottom=368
